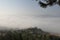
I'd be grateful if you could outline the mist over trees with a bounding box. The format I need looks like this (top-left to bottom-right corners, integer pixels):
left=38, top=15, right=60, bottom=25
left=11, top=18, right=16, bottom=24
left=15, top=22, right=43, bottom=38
left=0, top=27, right=60, bottom=40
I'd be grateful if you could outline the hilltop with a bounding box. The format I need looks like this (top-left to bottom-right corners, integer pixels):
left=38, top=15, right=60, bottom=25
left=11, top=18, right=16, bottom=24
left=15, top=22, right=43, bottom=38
left=0, top=27, right=60, bottom=40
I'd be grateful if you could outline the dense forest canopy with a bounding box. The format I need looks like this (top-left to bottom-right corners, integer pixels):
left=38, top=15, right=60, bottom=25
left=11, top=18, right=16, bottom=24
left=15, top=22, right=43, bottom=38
left=0, top=27, right=60, bottom=40
left=35, top=0, right=60, bottom=8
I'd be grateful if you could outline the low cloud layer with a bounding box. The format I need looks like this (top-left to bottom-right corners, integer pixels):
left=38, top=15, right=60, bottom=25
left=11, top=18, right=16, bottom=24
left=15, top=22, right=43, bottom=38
left=0, top=15, right=60, bottom=34
left=0, top=0, right=60, bottom=34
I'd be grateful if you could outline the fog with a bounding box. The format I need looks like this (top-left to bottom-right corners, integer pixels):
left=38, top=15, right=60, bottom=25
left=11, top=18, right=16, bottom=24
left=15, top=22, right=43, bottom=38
left=0, top=15, right=60, bottom=34
left=0, top=0, right=60, bottom=34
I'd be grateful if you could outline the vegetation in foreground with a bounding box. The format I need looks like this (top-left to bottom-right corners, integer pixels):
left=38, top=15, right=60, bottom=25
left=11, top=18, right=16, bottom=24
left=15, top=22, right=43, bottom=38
left=0, top=27, right=60, bottom=40
left=35, top=0, right=60, bottom=8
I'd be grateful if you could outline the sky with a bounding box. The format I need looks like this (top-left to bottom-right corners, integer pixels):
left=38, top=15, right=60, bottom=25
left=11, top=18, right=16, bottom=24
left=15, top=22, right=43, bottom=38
left=0, top=0, right=60, bottom=34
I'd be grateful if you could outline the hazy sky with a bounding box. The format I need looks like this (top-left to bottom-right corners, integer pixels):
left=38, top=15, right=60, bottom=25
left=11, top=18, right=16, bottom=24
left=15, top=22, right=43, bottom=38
left=0, top=0, right=60, bottom=34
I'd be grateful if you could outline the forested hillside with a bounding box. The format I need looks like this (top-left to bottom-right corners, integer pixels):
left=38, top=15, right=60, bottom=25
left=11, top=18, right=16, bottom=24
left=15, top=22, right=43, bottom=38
left=0, top=27, right=60, bottom=40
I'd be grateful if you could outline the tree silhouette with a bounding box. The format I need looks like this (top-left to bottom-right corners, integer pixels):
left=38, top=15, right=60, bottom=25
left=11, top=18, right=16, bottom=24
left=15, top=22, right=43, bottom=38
left=35, top=0, right=60, bottom=8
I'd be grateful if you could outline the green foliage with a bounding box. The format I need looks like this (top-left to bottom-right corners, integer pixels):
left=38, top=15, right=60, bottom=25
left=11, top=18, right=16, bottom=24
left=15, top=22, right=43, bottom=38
left=0, top=27, right=60, bottom=40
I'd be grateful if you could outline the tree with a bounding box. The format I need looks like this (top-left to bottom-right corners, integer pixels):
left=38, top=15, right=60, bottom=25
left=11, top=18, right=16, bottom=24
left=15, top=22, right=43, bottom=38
left=35, top=0, right=60, bottom=8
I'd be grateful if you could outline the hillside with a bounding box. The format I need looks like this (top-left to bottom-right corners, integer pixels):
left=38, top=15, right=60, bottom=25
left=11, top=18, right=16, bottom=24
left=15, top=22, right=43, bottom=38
left=0, top=27, right=60, bottom=40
